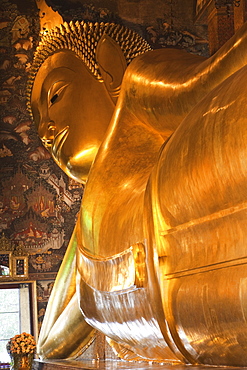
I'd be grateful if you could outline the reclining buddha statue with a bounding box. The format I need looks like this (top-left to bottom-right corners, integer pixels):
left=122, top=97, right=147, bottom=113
left=27, top=17, right=247, bottom=366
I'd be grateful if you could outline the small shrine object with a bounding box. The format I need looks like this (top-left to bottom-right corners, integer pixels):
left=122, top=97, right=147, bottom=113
left=0, top=235, right=28, bottom=280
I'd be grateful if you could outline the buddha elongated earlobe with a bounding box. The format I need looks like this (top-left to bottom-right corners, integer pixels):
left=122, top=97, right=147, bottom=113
left=96, top=35, right=127, bottom=103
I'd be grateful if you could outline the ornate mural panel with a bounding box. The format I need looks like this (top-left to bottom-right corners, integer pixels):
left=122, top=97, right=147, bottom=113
left=0, top=0, right=83, bottom=283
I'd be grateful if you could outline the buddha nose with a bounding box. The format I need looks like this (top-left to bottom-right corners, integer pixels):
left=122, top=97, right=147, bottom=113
left=38, top=120, right=56, bottom=148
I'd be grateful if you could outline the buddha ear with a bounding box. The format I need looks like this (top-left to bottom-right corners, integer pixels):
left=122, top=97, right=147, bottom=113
left=96, top=34, right=127, bottom=103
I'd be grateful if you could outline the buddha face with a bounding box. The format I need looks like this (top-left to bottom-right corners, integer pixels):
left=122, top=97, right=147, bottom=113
left=31, top=50, right=115, bottom=183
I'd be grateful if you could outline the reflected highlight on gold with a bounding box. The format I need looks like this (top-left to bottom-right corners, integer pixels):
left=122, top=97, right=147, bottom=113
left=27, top=17, right=247, bottom=366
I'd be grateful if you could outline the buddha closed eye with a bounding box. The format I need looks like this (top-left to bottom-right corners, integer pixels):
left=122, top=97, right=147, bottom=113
left=50, top=93, right=58, bottom=105
left=48, top=82, right=69, bottom=108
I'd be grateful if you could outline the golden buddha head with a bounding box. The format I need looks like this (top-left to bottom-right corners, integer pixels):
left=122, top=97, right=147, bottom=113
left=27, top=21, right=151, bottom=183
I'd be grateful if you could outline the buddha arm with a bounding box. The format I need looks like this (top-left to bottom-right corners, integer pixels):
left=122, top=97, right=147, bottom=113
left=123, top=21, right=247, bottom=140
left=37, top=226, right=95, bottom=359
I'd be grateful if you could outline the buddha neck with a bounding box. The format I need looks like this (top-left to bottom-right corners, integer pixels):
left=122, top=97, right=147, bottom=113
left=80, top=104, right=164, bottom=257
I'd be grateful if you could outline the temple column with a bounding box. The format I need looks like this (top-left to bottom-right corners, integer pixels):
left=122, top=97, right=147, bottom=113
left=195, top=0, right=247, bottom=55
left=208, top=5, right=234, bottom=54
